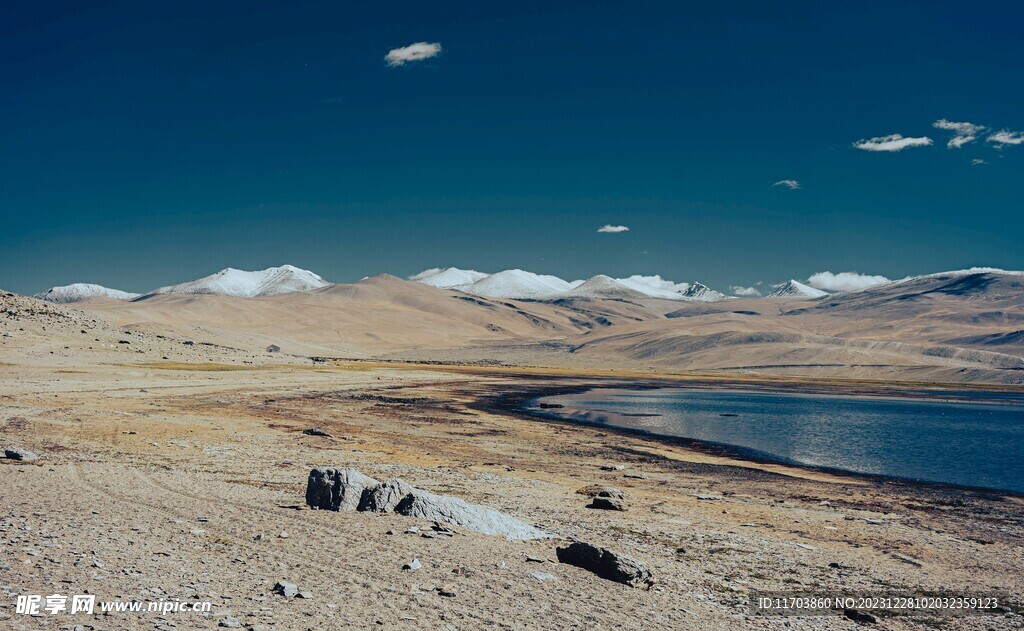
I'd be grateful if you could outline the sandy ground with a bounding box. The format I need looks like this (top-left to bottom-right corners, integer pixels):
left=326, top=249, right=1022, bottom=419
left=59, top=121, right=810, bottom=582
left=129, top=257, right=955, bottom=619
left=2, top=355, right=1022, bottom=630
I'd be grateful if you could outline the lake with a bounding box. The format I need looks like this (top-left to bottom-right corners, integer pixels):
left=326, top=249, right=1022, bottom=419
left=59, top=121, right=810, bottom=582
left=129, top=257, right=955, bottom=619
left=532, top=388, right=1024, bottom=493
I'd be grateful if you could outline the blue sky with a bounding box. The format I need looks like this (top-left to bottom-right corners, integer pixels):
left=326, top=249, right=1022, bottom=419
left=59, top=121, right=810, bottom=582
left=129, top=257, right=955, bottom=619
left=2, top=1, right=1022, bottom=295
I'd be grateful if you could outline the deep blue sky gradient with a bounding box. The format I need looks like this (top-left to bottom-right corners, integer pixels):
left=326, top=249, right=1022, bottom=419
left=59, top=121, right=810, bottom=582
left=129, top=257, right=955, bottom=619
left=2, top=1, right=1022, bottom=294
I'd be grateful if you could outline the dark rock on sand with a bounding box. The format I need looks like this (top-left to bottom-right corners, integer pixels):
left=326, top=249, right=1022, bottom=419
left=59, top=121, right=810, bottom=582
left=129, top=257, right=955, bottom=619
left=273, top=581, right=298, bottom=598
left=588, top=496, right=626, bottom=511
left=302, top=427, right=332, bottom=437
left=843, top=608, right=877, bottom=624
left=4, top=448, right=38, bottom=462
left=556, top=542, right=654, bottom=588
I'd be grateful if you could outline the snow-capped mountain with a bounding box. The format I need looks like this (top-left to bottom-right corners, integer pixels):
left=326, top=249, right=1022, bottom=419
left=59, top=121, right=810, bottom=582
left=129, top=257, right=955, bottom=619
left=767, top=280, right=828, bottom=298
left=410, top=266, right=727, bottom=301
left=148, top=265, right=329, bottom=298
left=561, top=275, right=650, bottom=300
left=34, top=283, right=140, bottom=303
left=455, top=269, right=574, bottom=299
left=409, top=267, right=490, bottom=289
left=680, top=282, right=728, bottom=302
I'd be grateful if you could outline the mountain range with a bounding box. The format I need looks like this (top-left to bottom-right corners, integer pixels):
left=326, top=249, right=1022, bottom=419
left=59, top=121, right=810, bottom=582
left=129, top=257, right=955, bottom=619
left=13, top=266, right=1024, bottom=385
left=29, top=264, right=1022, bottom=307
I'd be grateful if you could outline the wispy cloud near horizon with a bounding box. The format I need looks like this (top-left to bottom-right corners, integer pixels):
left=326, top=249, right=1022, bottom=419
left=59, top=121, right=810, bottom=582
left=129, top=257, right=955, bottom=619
left=772, top=179, right=801, bottom=190
left=853, top=134, right=934, bottom=152
left=385, top=42, right=442, bottom=67
left=730, top=285, right=762, bottom=296
left=597, top=225, right=630, bottom=233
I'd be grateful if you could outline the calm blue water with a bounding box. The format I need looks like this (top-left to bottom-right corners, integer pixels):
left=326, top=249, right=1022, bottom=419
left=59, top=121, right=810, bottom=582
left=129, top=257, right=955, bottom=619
left=533, top=388, right=1024, bottom=493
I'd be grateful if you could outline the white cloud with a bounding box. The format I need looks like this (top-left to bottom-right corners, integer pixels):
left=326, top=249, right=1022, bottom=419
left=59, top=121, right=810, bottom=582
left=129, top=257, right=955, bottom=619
left=972, top=158, right=987, bottom=165
left=385, top=42, right=442, bottom=67
left=853, top=134, right=933, bottom=152
left=773, top=179, right=801, bottom=190
left=807, top=271, right=891, bottom=291
left=730, top=285, right=762, bottom=297
left=932, top=119, right=986, bottom=148
left=617, top=275, right=690, bottom=295
left=986, top=130, right=1024, bottom=147
left=597, top=225, right=630, bottom=233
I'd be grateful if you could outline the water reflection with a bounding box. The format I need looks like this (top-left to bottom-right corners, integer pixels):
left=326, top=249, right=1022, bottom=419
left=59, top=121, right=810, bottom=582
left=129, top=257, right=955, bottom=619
left=534, top=388, right=1024, bottom=493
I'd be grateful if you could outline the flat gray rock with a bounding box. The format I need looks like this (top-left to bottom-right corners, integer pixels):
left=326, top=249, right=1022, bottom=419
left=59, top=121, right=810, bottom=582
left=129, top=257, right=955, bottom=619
left=394, top=487, right=550, bottom=540
left=556, top=541, right=654, bottom=588
left=305, top=467, right=379, bottom=511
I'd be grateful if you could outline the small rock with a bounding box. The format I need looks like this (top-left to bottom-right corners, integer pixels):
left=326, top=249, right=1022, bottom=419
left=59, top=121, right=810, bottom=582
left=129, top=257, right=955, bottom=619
left=273, top=581, right=298, bottom=598
left=575, top=485, right=625, bottom=499
left=402, top=559, right=421, bottom=571
left=4, top=449, right=38, bottom=462
left=278, top=531, right=289, bottom=539
left=525, top=556, right=545, bottom=563
left=302, top=428, right=332, bottom=437
left=843, top=608, right=877, bottom=624
left=623, top=473, right=645, bottom=479
left=431, top=522, right=458, bottom=536
left=599, top=465, right=625, bottom=471
left=437, top=585, right=456, bottom=598
left=530, top=571, right=556, bottom=582
left=296, top=590, right=312, bottom=599
left=218, top=619, right=242, bottom=628
left=589, top=496, right=626, bottom=511
left=556, top=541, right=654, bottom=588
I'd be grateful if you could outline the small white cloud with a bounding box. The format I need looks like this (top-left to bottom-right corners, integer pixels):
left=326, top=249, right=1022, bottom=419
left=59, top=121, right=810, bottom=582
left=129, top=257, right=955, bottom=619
left=597, top=225, right=630, bottom=233
left=730, top=285, right=762, bottom=297
left=972, top=158, right=987, bottom=165
left=986, top=130, right=1024, bottom=147
left=853, top=134, right=933, bottom=152
left=807, top=271, right=891, bottom=291
left=933, top=119, right=986, bottom=149
left=773, top=179, right=801, bottom=190
left=385, top=42, right=442, bottom=67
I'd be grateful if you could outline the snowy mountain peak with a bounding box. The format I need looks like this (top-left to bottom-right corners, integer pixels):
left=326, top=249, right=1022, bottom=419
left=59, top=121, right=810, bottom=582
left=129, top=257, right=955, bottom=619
left=562, top=275, right=649, bottom=300
left=33, top=283, right=140, bottom=303
left=149, top=265, right=329, bottom=298
left=768, top=279, right=828, bottom=299
left=454, top=269, right=573, bottom=299
left=409, top=267, right=490, bottom=289
left=680, top=282, right=728, bottom=302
